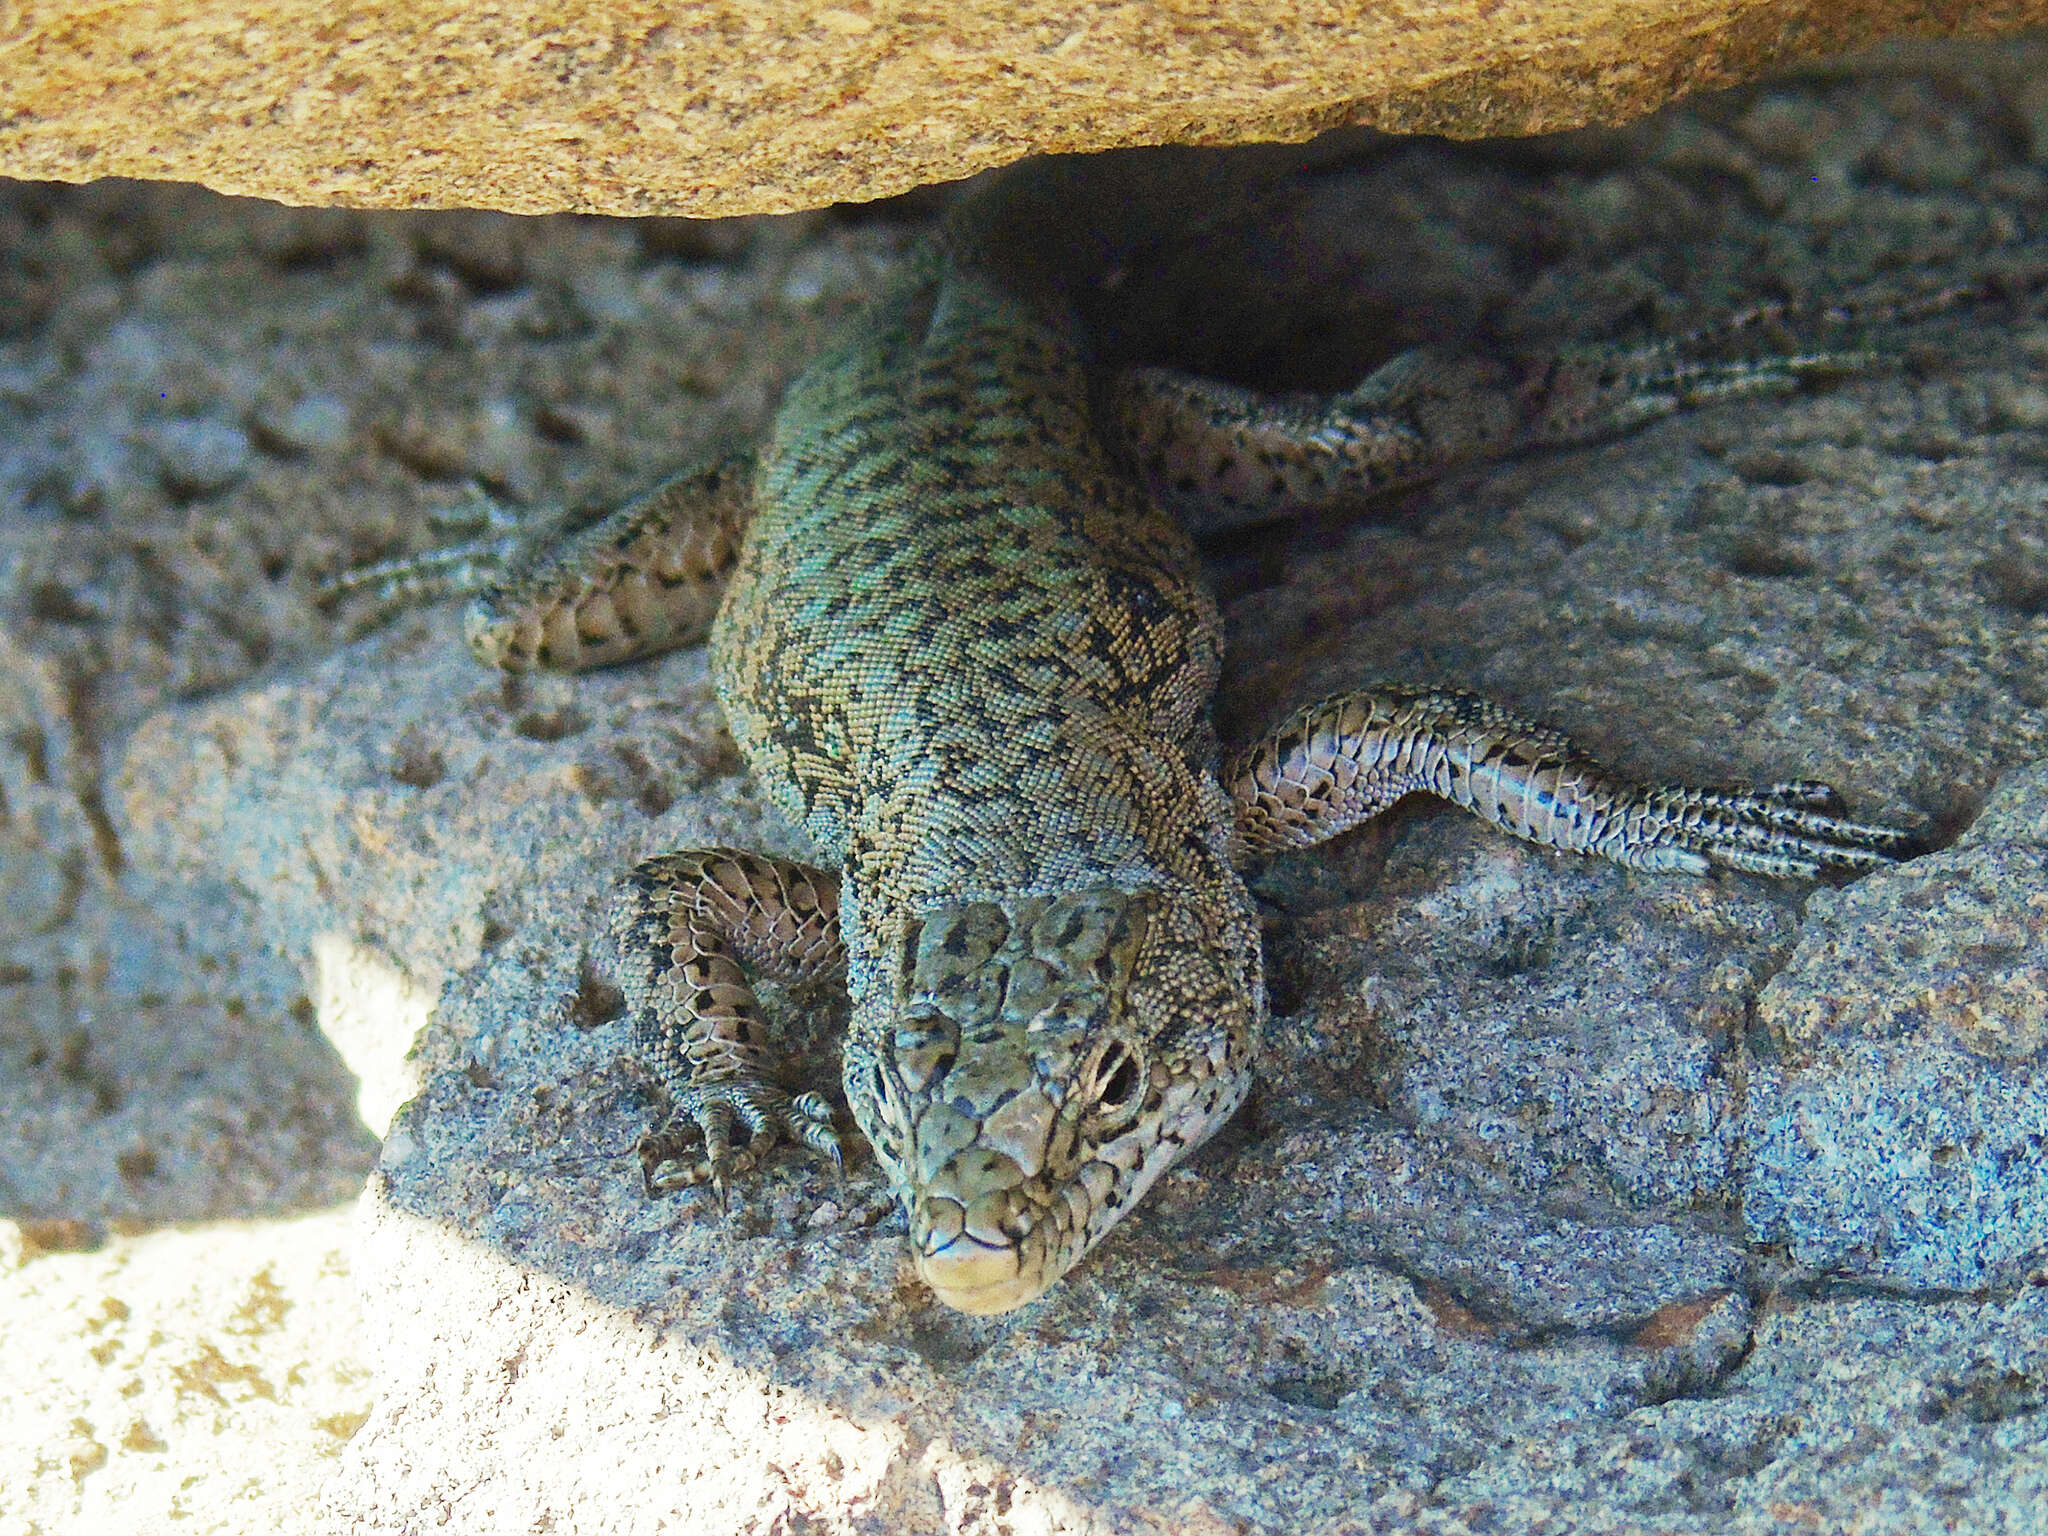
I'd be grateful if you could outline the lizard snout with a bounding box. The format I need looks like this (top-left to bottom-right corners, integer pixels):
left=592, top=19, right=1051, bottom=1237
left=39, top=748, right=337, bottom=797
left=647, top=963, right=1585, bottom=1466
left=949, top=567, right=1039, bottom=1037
left=910, top=1151, right=1053, bottom=1314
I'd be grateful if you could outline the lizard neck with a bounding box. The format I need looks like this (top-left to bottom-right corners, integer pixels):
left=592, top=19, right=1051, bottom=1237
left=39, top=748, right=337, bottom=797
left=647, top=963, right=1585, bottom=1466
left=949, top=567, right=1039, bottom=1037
left=836, top=702, right=1241, bottom=955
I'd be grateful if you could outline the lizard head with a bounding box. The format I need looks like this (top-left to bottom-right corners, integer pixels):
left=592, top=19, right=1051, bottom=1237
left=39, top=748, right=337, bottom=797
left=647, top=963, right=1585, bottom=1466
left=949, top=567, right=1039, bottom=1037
left=845, top=885, right=1262, bottom=1314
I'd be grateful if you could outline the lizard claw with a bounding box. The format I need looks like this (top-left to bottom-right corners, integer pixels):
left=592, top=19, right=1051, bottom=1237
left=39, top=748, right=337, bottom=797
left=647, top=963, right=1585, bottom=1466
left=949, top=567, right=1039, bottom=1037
left=789, top=1090, right=844, bottom=1170
left=1629, top=780, right=1919, bottom=879
left=636, top=1081, right=842, bottom=1200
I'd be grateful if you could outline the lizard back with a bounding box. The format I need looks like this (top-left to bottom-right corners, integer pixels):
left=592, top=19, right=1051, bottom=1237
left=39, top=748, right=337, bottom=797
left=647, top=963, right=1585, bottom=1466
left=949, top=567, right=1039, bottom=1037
left=710, top=240, right=1235, bottom=910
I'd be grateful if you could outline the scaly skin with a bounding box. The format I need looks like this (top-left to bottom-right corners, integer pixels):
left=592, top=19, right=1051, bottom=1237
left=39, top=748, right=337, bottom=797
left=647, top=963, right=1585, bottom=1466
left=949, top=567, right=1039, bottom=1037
left=335, top=165, right=1921, bottom=1314
left=711, top=241, right=1266, bottom=1312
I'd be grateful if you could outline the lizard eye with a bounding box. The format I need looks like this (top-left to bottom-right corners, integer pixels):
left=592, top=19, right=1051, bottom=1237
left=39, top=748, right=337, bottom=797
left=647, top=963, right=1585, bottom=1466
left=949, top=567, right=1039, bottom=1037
left=1086, top=1039, right=1145, bottom=1124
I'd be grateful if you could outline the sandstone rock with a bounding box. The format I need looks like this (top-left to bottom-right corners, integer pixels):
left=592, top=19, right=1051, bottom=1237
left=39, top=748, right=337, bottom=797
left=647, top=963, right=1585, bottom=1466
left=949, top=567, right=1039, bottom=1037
left=3, top=5, right=2048, bottom=217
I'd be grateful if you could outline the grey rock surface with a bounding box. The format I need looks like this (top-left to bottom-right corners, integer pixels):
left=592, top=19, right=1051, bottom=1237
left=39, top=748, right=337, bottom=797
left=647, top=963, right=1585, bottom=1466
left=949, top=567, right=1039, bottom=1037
left=7, top=38, right=2048, bottom=1536
left=1742, top=762, right=2048, bottom=1291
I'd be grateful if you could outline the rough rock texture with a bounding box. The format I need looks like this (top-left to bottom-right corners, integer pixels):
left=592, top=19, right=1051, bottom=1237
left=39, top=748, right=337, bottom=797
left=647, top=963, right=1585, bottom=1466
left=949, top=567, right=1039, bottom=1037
left=0, top=1212, right=370, bottom=1536
left=1743, top=763, right=2048, bottom=1291
left=4, top=4, right=2048, bottom=217
left=7, top=37, right=2048, bottom=1536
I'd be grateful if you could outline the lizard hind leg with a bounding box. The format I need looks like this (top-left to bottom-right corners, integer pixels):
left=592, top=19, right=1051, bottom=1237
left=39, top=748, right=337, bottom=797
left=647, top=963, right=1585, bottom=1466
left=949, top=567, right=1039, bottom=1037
left=1477, top=278, right=2003, bottom=456
left=611, top=850, right=846, bottom=1202
left=1226, top=686, right=1917, bottom=879
left=1105, top=273, right=1995, bottom=538
left=1111, top=330, right=1871, bottom=536
left=1112, top=271, right=2001, bottom=537
left=313, top=483, right=529, bottom=634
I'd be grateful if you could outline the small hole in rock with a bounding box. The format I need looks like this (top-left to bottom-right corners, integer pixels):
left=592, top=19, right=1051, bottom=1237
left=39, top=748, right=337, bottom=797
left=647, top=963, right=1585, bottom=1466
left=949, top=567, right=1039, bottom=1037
left=1723, top=538, right=1816, bottom=580
left=514, top=706, right=590, bottom=742
left=388, top=731, right=447, bottom=788
left=1730, top=450, right=1809, bottom=487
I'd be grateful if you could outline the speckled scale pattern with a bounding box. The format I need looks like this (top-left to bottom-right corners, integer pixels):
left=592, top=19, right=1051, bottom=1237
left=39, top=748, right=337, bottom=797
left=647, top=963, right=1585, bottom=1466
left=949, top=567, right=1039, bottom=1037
left=372, top=167, right=1923, bottom=1314
left=714, top=251, right=1231, bottom=885
left=1229, top=687, right=1915, bottom=879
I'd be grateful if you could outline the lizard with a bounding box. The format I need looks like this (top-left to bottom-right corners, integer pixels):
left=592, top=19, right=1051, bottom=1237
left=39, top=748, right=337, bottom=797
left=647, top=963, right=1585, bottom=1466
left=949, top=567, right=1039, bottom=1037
left=324, top=154, right=1919, bottom=1316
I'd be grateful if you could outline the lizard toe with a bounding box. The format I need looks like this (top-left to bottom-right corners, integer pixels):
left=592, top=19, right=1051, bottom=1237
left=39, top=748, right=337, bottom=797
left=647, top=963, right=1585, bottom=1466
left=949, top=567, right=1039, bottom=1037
left=636, top=1082, right=842, bottom=1198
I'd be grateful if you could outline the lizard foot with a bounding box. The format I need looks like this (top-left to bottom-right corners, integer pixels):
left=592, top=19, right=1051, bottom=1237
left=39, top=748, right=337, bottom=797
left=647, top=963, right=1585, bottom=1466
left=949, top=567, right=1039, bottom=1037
left=1626, top=779, right=1918, bottom=879
left=638, top=1085, right=841, bottom=1204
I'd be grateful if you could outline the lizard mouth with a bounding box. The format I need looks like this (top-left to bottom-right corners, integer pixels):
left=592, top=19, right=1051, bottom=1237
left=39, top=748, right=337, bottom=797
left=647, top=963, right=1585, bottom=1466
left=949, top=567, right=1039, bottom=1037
left=916, top=1233, right=1044, bottom=1315
left=909, top=1160, right=1059, bottom=1315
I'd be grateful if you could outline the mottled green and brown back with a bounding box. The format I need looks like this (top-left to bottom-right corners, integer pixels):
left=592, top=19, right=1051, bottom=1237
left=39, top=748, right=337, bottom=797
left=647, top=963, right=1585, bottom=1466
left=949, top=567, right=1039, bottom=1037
left=711, top=241, right=1241, bottom=930
left=709, top=226, right=1267, bottom=1311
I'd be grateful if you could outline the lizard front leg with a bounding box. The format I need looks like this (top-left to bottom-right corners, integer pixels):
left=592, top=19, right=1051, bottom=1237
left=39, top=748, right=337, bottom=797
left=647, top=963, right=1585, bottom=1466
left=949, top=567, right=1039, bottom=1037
left=612, top=849, right=846, bottom=1199
left=1228, top=686, right=1915, bottom=878
left=318, top=450, right=757, bottom=672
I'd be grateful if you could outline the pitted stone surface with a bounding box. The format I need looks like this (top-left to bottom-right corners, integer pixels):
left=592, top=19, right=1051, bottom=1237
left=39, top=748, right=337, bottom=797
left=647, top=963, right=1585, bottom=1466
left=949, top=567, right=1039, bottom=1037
left=1740, top=759, right=2048, bottom=1291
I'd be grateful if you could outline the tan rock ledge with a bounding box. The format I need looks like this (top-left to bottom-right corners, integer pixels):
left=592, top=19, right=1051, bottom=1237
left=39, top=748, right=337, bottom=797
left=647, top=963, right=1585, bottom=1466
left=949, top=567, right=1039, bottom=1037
left=2, top=2, right=2046, bottom=218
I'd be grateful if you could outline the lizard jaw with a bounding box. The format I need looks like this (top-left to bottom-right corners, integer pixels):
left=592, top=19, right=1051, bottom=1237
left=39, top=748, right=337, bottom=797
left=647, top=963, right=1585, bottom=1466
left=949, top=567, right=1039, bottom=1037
left=904, top=1121, right=1198, bottom=1314
left=915, top=1232, right=1043, bottom=1315
left=908, top=1154, right=1057, bottom=1314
